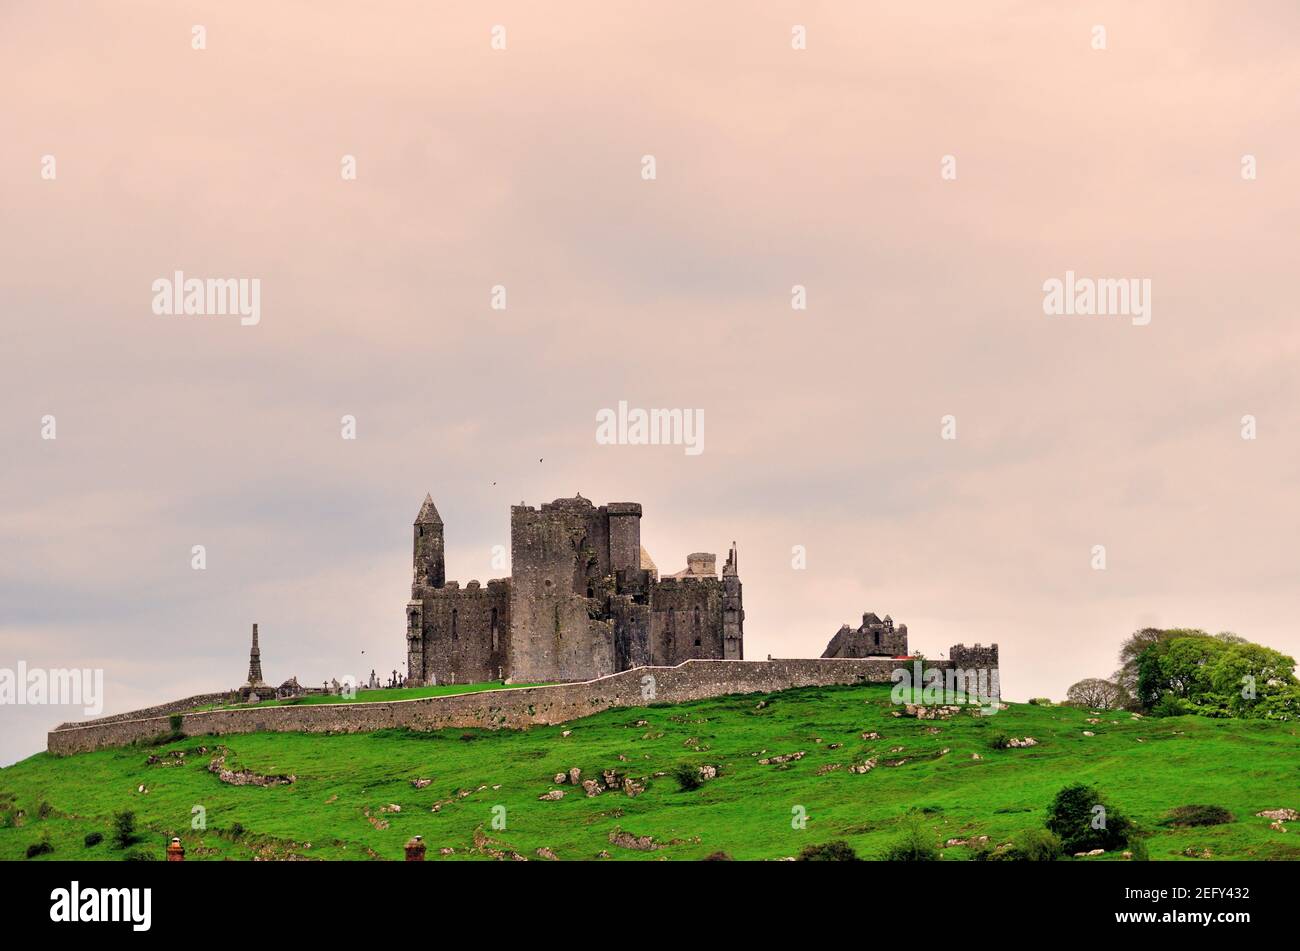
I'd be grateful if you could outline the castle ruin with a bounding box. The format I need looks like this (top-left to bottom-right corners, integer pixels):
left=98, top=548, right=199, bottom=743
left=821, top=612, right=910, bottom=658
left=405, top=494, right=744, bottom=685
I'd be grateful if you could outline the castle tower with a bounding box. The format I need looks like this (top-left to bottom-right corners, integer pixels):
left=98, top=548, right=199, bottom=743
left=413, top=493, right=445, bottom=591
left=246, top=623, right=267, bottom=687
left=722, top=542, right=744, bottom=659
left=606, top=502, right=642, bottom=573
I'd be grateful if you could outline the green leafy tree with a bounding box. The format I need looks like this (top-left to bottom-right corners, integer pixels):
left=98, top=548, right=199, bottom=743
left=1046, top=783, right=1132, bottom=854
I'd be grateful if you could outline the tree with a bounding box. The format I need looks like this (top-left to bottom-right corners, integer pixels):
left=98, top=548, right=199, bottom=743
left=1046, top=783, right=1132, bottom=854
left=1065, top=678, right=1126, bottom=710
left=1115, top=627, right=1210, bottom=699
left=1136, top=646, right=1163, bottom=711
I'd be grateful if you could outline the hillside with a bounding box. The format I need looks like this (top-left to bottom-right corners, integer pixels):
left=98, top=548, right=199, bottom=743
left=3, top=684, right=1297, bottom=861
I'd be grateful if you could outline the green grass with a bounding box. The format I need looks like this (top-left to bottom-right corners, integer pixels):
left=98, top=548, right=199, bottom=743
left=193, top=681, right=542, bottom=711
left=2, top=685, right=1297, bottom=861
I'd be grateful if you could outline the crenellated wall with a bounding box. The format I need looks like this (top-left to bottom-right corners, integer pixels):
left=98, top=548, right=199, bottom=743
left=46, top=656, right=989, bottom=755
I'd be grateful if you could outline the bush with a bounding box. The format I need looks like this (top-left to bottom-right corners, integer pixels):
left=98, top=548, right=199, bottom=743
left=880, top=824, right=938, bottom=862
left=1165, top=805, right=1234, bottom=827
left=1000, top=828, right=1062, bottom=861
left=797, top=840, right=859, bottom=861
left=229, top=822, right=246, bottom=839
left=1028, top=698, right=1052, bottom=706
left=122, top=848, right=157, bottom=862
left=37, top=800, right=54, bottom=819
left=1046, top=783, right=1133, bottom=853
left=988, top=733, right=1011, bottom=750
left=112, top=810, right=137, bottom=849
left=1151, top=693, right=1191, bottom=718
left=25, top=839, right=54, bottom=859
left=84, top=831, right=104, bottom=848
left=672, top=762, right=702, bottom=792
left=168, top=714, right=184, bottom=733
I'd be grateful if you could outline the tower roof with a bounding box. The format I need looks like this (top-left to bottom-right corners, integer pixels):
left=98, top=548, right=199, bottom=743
left=415, top=493, right=442, bottom=524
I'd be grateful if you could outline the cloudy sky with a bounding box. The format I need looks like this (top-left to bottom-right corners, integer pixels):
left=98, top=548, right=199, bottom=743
left=3, top=2, right=1298, bottom=764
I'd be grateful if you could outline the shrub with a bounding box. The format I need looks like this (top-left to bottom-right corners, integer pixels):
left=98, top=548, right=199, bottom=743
left=1002, top=828, right=1062, bottom=861
left=797, top=840, right=859, bottom=861
left=84, top=831, right=104, bottom=848
left=25, top=839, right=54, bottom=859
left=37, top=800, right=54, bottom=819
left=112, top=810, right=137, bottom=849
left=880, top=824, right=938, bottom=862
left=168, top=714, right=183, bottom=733
left=1028, top=698, right=1053, bottom=706
left=1127, top=836, right=1150, bottom=861
left=1165, top=805, right=1234, bottom=827
left=672, top=762, right=702, bottom=792
left=1046, top=783, right=1132, bottom=853
left=229, top=822, right=246, bottom=839
left=122, top=848, right=157, bottom=862
left=1151, top=693, right=1191, bottom=718
left=988, top=733, right=1011, bottom=750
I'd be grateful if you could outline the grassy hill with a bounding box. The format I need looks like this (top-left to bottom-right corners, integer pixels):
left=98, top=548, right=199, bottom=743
left=3, top=684, right=1297, bottom=861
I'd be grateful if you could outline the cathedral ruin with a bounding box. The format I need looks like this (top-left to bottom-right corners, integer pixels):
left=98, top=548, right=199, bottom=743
left=405, top=494, right=744, bottom=685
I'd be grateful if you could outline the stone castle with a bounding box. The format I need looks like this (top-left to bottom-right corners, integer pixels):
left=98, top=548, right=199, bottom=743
left=405, top=494, right=744, bottom=686
left=821, top=612, right=910, bottom=658
left=819, top=610, right=998, bottom=671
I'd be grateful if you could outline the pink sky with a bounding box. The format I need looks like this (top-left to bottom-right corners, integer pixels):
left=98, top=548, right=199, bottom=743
left=2, top=2, right=1299, bottom=763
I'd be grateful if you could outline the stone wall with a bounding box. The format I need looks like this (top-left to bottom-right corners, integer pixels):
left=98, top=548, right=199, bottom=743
left=648, top=577, right=725, bottom=666
left=414, top=580, right=511, bottom=685
left=53, top=692, right=231, bottom=731
left=950, top=643, right=999, bottom=669
left=46, top=657, right=981, bottom=755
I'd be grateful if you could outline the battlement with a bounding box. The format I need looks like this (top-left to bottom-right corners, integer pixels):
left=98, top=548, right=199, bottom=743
left=653, top=575, right=724, bottom=590
left=949, top=643, right=999, bottom=668
left=424, top=578, right=510, bottom=598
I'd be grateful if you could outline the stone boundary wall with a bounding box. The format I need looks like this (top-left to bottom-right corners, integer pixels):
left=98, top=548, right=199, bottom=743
left=53, top=692, right=232, bottom=731
left=47, top=657, right=982, bottom=755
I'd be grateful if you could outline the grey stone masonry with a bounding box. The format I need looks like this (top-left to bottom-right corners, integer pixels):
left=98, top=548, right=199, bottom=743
left=46, top=656, right=985, bottom=755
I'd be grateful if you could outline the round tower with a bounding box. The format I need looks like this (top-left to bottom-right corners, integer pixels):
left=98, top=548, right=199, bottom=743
left=413, top=493, right=445, bottom=590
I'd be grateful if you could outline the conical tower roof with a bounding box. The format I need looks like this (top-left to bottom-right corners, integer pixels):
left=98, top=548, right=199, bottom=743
left=415, top=493, right=442, bottom=524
